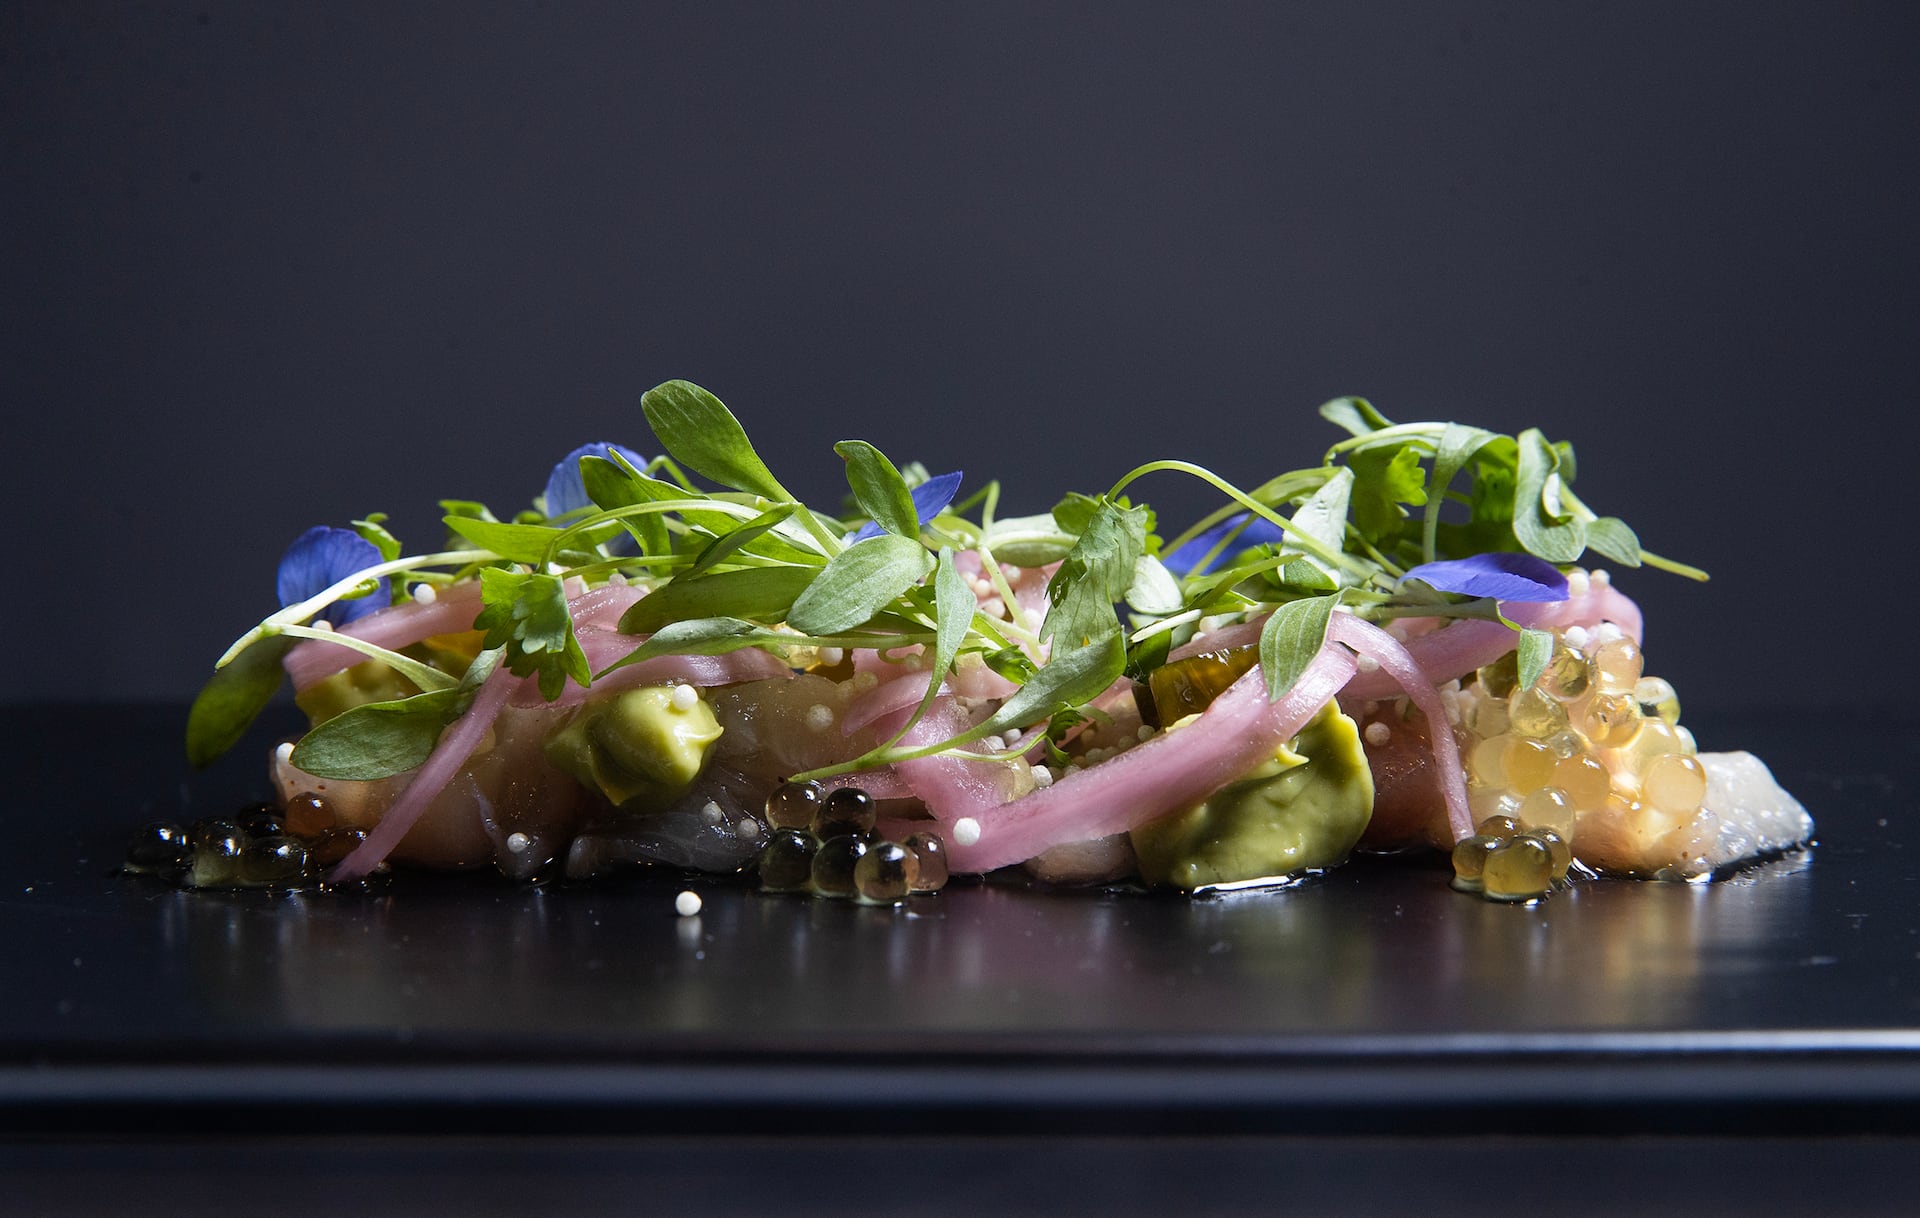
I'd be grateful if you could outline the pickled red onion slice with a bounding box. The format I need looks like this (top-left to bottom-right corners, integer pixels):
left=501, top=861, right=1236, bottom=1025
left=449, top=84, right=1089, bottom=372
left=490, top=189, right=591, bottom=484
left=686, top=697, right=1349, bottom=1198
left=327, top=662, right=519, bottom=882
left=1327, top=614, right=1473, bottom=843
left=941, top=644, right=1357, bottom=873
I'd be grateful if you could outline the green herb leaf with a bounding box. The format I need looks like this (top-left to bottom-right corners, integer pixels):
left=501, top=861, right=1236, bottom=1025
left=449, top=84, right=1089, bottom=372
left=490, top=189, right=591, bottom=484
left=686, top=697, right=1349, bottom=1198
left=1042, top=497, right=1151, bottom=649
left=787, top=533, right=935, bottom=636
left=1516, top=627, right=1555, bottom=691
left=640, top=380, right=786, bottom=500
left=443, top=516, right=570, bottom=565
left=980, top=633, right=1128, bottom=735
left=982, top=512, right=1078, bottom=566
left=835, top=440, right=919, bottom=538
left=1125, top=553, right=1184, bottom=617
left=352, top=514, right=403, bottom=563
left=1584, top=516, right=1643, bottom=567
left=1349, top=443, right=1428, bottom=544
left=1288, top=466, right=1353, bottom=562
left=185, top=635, right=294, bottom=768
left=619, top=565, right=819, bottom=634
left=1512, top=429, right=1587, bottom=563
left=1423, top=423, right=1499, bottom=562
left=1258, top=594, right=1338, bottom=702
left=1318, top=396, right=1395, bottom=438
left=579, top=454, right=671, bottom=556
left=605, top=616, right=770, bottom=669
left=930, top=548, right=974, bottom=683
left=473, top=568, right=591, bottom=701
left=290, top=687, right=462, bottom=780
left=688, top=504, right=800, bottom=576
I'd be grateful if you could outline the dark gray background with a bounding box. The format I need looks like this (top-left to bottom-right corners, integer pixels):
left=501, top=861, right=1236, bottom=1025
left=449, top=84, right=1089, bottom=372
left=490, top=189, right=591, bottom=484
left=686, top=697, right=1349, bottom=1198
left=5, top=2, right=1915, bottom=717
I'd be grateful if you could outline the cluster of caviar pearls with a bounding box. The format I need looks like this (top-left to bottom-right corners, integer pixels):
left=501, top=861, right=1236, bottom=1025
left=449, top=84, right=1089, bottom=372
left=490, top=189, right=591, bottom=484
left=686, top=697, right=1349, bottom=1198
left=754, top=780, right=949, bottom=905
left=122, top=794, right=365, bottom=890
left=1451, top=612, right=1699, bottom=901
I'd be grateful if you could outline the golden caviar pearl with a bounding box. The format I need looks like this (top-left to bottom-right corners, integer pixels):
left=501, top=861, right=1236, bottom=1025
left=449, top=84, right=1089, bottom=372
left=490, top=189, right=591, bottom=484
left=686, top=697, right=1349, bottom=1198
left=1517, top=786, right=1575, bottom=835
left=1470, top=735, right=1510, bottom=787
left=1476, top=814, right=1524, bottom=841
left=1538, top=647, right=1593, bottom=702
left=1469, top=787, right=1522, bottom=825
left=1644, top=753, right=1708, bottom=816
left=1507, top=688, right=1569, bottom=738
left=1580, top=691, right=1642, bottom=748
left=1623, top=719, right=1685, bottom=772
left=1542, top=729, right=1589, bottom=760
left=1503, top=736, right=1559, bottom=795
left=1482, top=836, right=1554, bottom=901
left=1527, top=828, right=1574, bottom=880
left=1466, top=695, right=1511, bottom=739
left=1632, top=676, right=1681, bottom=725
left=1476, top=653, right=1520, bottom=700
left=1451, top=835, right=1499, bottom=892
left=1591, top=638, right=1643, bottom=694
left=1551, top=753, right=1613, bottom=811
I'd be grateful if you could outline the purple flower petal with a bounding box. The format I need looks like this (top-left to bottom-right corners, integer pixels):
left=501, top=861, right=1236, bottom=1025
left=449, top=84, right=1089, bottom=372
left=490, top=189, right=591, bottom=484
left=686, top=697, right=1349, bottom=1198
left=1401, top=552, right=1569, bottom=603
left=1162, top=512, right=1289, bottom=576
left=545, top=442, right=650, bottom=519
left=277, top=526, right=390, bottom=625
left=851, top=470, right=964, bottom=541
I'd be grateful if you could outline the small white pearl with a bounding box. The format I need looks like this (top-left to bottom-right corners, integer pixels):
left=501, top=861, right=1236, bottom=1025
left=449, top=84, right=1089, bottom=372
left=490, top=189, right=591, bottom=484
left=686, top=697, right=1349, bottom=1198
left=1364, top=721, right=1392, bottom=747
left=952, top=817, right=982, bottom=847
left=506, top=832, right=530, bottom=854
left=410, top=583, right=438, bottom=605
left=804, top=704, right=834, bottom=732
left=670, top=683, right=700, bottom=710
left=675, top=890, right=703, bottom=917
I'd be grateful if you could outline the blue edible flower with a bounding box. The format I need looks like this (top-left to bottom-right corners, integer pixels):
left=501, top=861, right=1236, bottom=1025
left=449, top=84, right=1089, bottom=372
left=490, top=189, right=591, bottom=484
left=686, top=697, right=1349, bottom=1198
left=1400, top=552, right=1569, bottom=602
left=544, top=442, right=650, bottom=520
left=277, top=526, right=390, bottom=625
left=1161, top=512, right=1289, bottom=576
left=851, top=470, right=964, bottom=542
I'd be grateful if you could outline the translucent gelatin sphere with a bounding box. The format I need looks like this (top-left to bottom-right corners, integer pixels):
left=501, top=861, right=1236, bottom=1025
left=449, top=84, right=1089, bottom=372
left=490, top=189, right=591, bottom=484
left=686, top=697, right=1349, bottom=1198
left=1502, top=736, right=1558, bottom=794
left=1551, top=753, right=1612, bottom=811
left=1517, top=786, right=1575, bottom=835
left=1644, top=753, right=1708, bottom=816
left=1590, top=638, right=1643, bottom=695
left=1632, top=676, right=1681, bottom=725
left=1451, top=835, right=1499, bottom=892
left=1507, top=688, right=1569, bottom=739
left=1469, top=787, right=1521, bottom=825
left=764, top=780, right=825, bottom=830
left=1538, top=647, right=1592, bottom=702
left=1482, top=836, right=1554, bottom=901
left=1580, top=691, right=1642, bottom=748
left=1470, top=735, right=1510, bottom=787
left=904, top=831, right=950, bottom=892
left=854, top=841, right=917, bottom=905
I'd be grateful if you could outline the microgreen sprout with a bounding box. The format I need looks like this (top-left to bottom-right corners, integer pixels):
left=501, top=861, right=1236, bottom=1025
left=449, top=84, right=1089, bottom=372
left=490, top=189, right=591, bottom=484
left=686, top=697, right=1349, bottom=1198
left=189, top=380, right=1705, bottom=780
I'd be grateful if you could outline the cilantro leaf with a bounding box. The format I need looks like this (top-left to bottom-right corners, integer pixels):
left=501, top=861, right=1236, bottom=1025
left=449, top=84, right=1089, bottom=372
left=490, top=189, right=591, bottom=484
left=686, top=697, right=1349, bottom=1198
left=473, top=568, right=591, bottom=700
left=1042, top=497, right=1151, bottom=649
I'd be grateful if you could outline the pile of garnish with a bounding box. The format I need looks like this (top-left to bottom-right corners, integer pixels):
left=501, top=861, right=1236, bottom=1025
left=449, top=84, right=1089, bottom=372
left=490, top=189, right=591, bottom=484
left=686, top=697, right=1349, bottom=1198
left=146, top=381, right=1809, bottom=905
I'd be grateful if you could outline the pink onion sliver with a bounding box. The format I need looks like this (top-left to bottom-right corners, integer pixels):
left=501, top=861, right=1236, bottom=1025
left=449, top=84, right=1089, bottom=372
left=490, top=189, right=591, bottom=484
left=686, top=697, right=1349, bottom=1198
left=1342, top=618, right=1516, bottom=701
left=943, top=645, right=1358, bottom=873
left=821, top=770, right=915, bottom=799
left=1505, top=582, right=1644, bottom=644
left=328, top=664, right=520, bottom=882
left=569, top=582, right=646, bottom=628
left=527, top=627, right=791, bottom=707
left=842, top=672, right=946, bottom=736
left=284, top=582, right=485, bottom=691
left=886, top=699, right=1023, bottom=826
left=1327, top=615, right=1473, bottom=844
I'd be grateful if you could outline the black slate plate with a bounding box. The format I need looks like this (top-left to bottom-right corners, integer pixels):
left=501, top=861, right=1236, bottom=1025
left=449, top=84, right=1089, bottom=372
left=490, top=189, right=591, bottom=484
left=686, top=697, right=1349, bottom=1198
left=4, top=705, right=1917, bottom=1139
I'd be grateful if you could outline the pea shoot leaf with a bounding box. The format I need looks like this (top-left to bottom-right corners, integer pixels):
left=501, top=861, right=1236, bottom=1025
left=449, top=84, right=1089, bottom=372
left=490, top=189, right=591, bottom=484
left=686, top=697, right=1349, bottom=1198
left=619, top=565, right=819, bottom=634
left=786, top=533, right=935, bottom=636
left=1513, top=429, right=1587, bottom=563
left=186, top=635, right=294, bottom=768
left=1584, top=516, right=1643, bottom=568
left=1516, top=627, right=1555, bottom=691
left=641, top=380, right=786, bottom=500
left=835, top=440, right=919, bottom=539
left=1318, top=396, right=1395, bottom=438
left=1258, top=593, right=1338, bottom=702
left=290, top=687, right=461, bottom=780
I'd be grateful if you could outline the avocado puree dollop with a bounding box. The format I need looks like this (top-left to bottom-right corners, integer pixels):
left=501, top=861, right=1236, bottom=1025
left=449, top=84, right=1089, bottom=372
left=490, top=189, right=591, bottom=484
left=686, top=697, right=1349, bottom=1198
left=544, top=686, right=723, bottom=809
left=1131, top=701, right=1374, bottom=890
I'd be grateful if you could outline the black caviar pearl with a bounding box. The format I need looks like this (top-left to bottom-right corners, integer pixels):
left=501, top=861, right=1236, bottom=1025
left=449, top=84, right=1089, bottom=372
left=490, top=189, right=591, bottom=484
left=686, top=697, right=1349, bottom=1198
left=757, top=829, right=817, bottom=892
left=809, top=834, right=870, bottom=897
left=813, top=787, right=876, bottom=839
left=764, top=780, right=825, bottom=830
left=125, top=822, right=192, bottom=876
